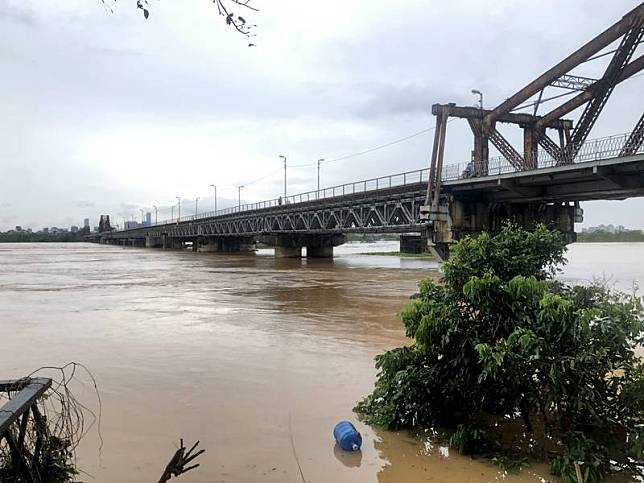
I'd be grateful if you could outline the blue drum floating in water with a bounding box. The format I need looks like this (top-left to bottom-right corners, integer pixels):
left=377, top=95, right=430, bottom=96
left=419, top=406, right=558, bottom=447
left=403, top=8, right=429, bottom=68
left=333, top=421, right=362, bottom=451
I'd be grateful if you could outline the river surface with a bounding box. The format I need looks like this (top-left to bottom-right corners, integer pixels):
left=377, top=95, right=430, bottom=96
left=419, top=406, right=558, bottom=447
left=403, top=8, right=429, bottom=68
left=0, top=241, right=642, bottom=483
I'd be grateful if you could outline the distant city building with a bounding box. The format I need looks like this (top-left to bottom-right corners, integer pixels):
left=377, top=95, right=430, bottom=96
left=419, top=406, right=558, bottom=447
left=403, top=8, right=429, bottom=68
left=145, top=212, right=152, bottom=226
left=83, top=218, right=90, bottom=229
left=42, top=227, right=49, bottom=234
left=125, top=220, right=139, bottom=229
left=15, top=226, right=22, bottom=232
left=70, top=226, right=79, bottom=233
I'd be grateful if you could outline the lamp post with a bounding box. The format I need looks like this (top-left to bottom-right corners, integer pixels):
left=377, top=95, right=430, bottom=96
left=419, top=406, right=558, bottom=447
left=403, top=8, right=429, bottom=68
left=279, top=155, right=287, bottom=199
left=176, top=196, right=181, bottom=222
left=238, top=185, right=244, bottom=210
left=210, top=184, right=217, bottom=214
left=171, top=205, right=174, bottom=221
left=317, top=158, right=324, bottom=197
left=195, top=197, right=200, bottom=218
left=471, top=89, right=483, bottom=110
left=152, top=205, right=158, bottom=224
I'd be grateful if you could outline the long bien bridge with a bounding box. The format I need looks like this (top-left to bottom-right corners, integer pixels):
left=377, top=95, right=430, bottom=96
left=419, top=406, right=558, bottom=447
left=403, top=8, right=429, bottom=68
left=93, top=3, right=644, bottom=259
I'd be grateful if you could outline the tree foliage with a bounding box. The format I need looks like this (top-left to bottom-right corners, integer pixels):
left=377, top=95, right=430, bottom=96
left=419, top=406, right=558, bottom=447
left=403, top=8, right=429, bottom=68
left=355, top=223, right=644, bottom=481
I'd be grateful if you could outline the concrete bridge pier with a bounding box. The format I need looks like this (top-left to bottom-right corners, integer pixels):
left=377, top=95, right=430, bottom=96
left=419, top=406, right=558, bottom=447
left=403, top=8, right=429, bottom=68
left=197, top=236, right=256, bottom=253
left=263, top=234, right=346, bottom=258
left=427, top=199, right=582, bottom=260
left=146, top=235, right=164, bottom=248
left=307, top=246, right=334, bottom=258
left=400, top=234, right=427, bottom=254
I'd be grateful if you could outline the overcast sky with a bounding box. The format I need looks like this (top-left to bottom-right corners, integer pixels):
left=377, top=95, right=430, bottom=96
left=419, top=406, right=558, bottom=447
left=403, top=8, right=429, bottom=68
left=0, top=0, right=642, bottom=230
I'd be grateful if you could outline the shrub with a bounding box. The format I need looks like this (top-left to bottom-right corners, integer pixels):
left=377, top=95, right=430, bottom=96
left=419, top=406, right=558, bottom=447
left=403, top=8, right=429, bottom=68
left=355, top=223, right=644, bottom=480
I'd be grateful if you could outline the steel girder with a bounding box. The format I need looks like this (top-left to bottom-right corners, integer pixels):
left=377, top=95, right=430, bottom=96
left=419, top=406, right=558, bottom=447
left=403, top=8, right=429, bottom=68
left=113, top=187, right=427, bottom=240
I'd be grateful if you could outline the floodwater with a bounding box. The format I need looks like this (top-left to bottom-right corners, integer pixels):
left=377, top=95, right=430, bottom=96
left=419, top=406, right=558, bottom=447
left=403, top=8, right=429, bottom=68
left=0, top=241, right=642, bottom=483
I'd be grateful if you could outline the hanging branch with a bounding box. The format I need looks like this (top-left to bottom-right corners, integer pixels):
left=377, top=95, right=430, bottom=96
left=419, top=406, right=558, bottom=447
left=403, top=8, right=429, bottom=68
left=101, top=0, right=260, bottom=44
left=158, top=438, right=205, bottom=483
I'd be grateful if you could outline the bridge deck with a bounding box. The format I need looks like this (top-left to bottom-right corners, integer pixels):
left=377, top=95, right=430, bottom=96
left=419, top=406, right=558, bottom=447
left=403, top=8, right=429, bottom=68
left=98, top=148, right=644, bottom=241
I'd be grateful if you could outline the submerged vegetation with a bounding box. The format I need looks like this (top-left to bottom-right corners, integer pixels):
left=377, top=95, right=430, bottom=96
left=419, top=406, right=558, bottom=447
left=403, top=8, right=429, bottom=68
left=356, top=224, right=644, bottom=481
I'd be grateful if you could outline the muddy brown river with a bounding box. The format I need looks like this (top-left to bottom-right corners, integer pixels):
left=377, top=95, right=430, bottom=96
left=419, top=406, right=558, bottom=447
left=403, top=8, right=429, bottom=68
left=1, top=242, right=642, bottom=482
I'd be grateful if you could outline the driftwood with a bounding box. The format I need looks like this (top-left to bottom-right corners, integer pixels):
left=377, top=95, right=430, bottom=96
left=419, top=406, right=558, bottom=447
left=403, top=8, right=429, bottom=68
left=158, top=439, right=205, bottom=483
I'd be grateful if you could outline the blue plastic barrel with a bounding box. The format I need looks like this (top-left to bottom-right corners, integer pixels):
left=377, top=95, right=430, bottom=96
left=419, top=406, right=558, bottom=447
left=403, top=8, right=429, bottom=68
left=333, top=421, right=362, bottom=451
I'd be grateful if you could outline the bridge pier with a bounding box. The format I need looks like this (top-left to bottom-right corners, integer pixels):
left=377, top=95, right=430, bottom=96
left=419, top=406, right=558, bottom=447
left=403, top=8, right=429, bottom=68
left=306, top=246, right=334, bottom=258
left=399, top=234, right=426, bottom=254
left=275, top=246, right=302, bottom=258
left=262, top=234, right=346, bottom=258
left=146, top=235, right=164, bottom=248
left=427, top=199, right=581, bottom=260
left=196, top=236, right=255, bottom=253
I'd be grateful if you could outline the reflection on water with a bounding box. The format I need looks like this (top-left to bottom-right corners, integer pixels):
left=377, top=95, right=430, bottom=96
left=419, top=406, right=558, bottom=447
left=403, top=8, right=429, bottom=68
left=0, top=241, right=641, bottom=482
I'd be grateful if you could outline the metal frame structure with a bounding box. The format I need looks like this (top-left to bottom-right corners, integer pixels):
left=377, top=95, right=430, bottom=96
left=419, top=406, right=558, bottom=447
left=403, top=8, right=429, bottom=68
left=0, top=378, right=52, bottom=482
left=94, top=131, right=643, bottom=245
left=425, top=3, right=644, bottom=214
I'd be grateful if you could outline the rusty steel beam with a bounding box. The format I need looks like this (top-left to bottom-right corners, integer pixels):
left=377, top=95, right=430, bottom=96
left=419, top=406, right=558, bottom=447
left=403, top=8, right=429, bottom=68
left=550, top=74, right=598, bottom=91
left=538, top=132, right=563, bottom=159
left=620, top=112, right=644, bottom=156
left=561, top=19, right=644, bottom=163
left=484, top=3, right=643, bottom=127
left=536, top=54, right=644, bottom=130
left=432, top=103, right=572, bottom=130
left=488, top=128, right=525, bottom=170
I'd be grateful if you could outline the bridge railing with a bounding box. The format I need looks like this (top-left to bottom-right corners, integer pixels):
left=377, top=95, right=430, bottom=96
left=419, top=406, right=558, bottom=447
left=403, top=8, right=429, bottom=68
left=115, top=131, right=640, bottom=232
left=167, top=167, right=430, bottom=225
left=444, top=132, right=641, bottom=181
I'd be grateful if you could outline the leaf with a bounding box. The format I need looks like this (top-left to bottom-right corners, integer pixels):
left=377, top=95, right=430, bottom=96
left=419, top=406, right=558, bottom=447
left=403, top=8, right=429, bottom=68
left=143, top=8, right=149, bottom=19
left=238, top=16, right=246, bottom=24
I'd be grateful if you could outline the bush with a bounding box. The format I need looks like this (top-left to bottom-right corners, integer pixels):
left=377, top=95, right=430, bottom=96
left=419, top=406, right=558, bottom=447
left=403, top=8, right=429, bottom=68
left=355, top=223, right=644, bottom=480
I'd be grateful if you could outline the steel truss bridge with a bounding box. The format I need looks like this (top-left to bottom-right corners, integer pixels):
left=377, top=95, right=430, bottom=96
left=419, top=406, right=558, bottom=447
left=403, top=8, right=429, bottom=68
left=93, top=4, right=644, bottom=259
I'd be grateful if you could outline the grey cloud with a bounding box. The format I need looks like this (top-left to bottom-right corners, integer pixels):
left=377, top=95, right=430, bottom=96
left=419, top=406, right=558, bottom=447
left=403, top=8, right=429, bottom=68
left=0, top=1, right=36, bottom=26
left=74, top=200, right=96, bottom=208
left=353, top=82, right=451, bottom=119
left=120, top=203, right=140, bottom=210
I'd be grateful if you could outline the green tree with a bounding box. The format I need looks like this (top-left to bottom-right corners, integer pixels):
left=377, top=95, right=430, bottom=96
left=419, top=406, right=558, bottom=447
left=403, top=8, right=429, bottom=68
left=356, top=223, right=644, bottom=482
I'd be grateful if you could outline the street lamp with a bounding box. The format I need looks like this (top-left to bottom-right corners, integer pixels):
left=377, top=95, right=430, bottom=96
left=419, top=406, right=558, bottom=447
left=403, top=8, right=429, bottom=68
left=152, top=205, right=158, bottom=224
left=210, top=184, right=217, bottom=214
left=238, top=185, right=244, bottom=210
left=279, top=155, right=287, bottom=199
left=317, top=158, right=324, bottom=197
left=176, top=196, right=181, bottom=222
left=471, top=89, right=483, bottom=110
left=195, top=197, right=200, bottom=218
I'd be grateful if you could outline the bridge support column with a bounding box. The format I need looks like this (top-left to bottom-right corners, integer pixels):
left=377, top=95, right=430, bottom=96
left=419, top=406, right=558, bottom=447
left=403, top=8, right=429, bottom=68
left=427, top=198, right=580, bottom=260
left=400, top=234, right=426, bottom=254
left=262, top=234, right=345, bottom=259
left=146, top=235, right=163, bottom=248
left=306, top=246, right=334, bottom=258
left=197, top=237, right=255, bottom=253
left=275, top=246, right=302, bottom=258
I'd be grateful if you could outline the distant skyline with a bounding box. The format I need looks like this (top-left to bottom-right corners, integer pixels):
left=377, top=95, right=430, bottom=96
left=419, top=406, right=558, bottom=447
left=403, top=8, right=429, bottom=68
left=0, top=0, right=643, bottom=230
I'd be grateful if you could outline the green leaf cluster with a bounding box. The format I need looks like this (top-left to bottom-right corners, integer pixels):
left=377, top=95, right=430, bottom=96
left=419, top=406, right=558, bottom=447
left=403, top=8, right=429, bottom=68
left=355, top=223, right=644, bottom=480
